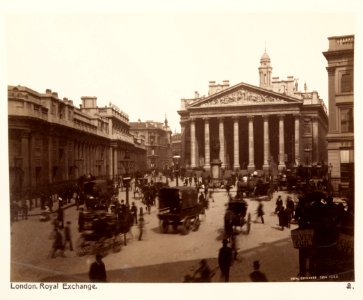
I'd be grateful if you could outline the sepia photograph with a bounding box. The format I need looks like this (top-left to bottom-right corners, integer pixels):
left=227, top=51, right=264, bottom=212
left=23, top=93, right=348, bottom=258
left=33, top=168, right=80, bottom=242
left=1, top=1, right=362, bottom=300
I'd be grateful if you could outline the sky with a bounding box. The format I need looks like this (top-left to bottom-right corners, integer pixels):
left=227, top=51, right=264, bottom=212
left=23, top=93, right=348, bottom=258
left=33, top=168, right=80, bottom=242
left=5, top=12, right=356, bottom=133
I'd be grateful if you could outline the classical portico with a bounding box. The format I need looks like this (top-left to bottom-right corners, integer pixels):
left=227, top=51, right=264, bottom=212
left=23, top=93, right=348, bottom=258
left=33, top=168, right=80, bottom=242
left=184, top=110, right=294, bottom=172
left=179, top=51, right=328, bottom=173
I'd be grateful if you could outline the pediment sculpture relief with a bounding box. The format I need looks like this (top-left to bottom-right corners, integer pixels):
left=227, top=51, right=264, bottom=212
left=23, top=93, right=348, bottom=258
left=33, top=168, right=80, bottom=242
left=200, top=88, right=286, bottom=107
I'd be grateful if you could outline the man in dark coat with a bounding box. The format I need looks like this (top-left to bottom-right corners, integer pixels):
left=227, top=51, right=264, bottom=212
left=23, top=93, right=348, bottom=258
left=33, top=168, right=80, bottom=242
left=130, top=202, right=138, bottom=225
left=255, top=201, right=265, bottom=224
left=89, top=254, right=107, bottom=282
left=50, top=227, right=65, bottom=258
left=250, top=260, right=268, bottom=282
left=218, top=239, right=233, bottom=282
left=78, top=207, right=85, bottom=232
left=63, top=221, right=73, bottom=251
left=57, top=207, right=64, bottom=229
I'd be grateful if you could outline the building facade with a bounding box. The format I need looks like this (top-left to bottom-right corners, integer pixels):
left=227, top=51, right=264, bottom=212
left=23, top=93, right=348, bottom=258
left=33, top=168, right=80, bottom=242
left=323, top=35, right=354, bottom=182
left=171, top=133, right=182, bottom=158
left=178, top=52, right=328, bottom=173
left=130, top=119, right=172, bottom=172
left=8, top=85, right=146, bottom=201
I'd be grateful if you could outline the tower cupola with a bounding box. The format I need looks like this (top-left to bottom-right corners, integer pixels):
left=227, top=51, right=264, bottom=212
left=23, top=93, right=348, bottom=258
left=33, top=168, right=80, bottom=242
left=258, top=50, right=273, bottom=90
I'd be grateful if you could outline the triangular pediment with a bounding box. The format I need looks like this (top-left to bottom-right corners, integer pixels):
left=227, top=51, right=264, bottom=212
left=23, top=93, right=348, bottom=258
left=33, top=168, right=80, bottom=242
left=189, top=82, right=301, bottom=108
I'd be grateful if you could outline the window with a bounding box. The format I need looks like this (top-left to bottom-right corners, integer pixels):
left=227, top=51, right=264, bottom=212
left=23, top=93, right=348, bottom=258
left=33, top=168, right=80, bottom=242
left=340, top=149, right=354, bottom=179
left=341, top=73, right=353, bottom=93
left=341, top=107, right=354, bottom=133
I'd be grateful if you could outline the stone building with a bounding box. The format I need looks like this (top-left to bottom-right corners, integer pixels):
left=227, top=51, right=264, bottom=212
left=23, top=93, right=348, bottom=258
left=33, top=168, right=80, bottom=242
left=8, top=85, right=146, bottom=200
left=130, top=119, right=172, bottom=172
left=178, top=52, right=328, bottom=173
left=171, top=133, right=182, bottom=158
left=323, top=35, right=354, bottom=183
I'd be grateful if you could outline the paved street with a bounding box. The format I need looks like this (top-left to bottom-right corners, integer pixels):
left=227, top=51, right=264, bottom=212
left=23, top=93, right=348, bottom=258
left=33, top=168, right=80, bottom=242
left=11, top=181, right=299, bottom=283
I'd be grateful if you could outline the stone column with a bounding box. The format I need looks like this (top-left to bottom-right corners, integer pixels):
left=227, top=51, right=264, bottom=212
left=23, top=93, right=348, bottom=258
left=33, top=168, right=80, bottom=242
left=312, top=116, right=319, bottom=164
left=262, top=115, right=270, bottom=171
left=204, top=118, right=210, bottom=170
left=190, top=118, right=196, bottom=168
left=21, top=131, right=30, bottom=188
left=278, top=115, right=286, bottom=171
left=48, top=136, right=53, bottom=182
left=180, top=122, right=186, bottom=167
left=294, top=115, right=300, bottom=166
left=247, top=116, right=255, bottom=171
left=108, top=146, right=113, bottom=179
left=219, top=118, right=225, bottom=168
left=113, top=146, right=118, bottom=178
left=233, top=117, right=240, bottom=170
left=64, top=142, right=69, bottom=181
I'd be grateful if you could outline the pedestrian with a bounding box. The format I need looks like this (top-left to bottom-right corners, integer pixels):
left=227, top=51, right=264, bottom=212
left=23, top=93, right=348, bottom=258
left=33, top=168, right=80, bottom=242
left=255, top=200, right=265, bottom=223
left=10, top=201, right=18, bottom=224
left=57, top=207, right=64, bottom=229
left=226, top=183, right=231, bottom=195
left=198, top=192, right=205, bottom=207
left=278, top=206, right=288, bottom=230
left=13, top=201, right=20, bottom=222
left=192, top=259, right=214, bottom=282
left=21, top=200, right=28, bottom=220
left=48, top=195, right=53, bottom=212
left=130, top=202, right=138, bottom=225
left=63, top=221, right=73, bottom=251
left=138, top=207, right=145, bottom=241
left=249, top=260, right=268, bottom=282
left=50, top=227, right=65, bottom=258
left=286, top=196, right=295, bottom=220
left=230, top=233, right=239, bottom=261
left=58, top=196, right=63, bottom=208
left=89, top=253, right=107, bottom=282
left=78, top=207, right=85, bottom=232
left=52, top=214, right=59, bottom=229
left=218, top=239, right=233, bottom=282
left=275, top=195, right=283, bottom=214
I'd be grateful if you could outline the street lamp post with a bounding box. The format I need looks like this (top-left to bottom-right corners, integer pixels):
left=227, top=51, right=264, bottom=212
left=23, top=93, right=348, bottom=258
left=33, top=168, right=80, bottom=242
left=173, top=155, right=180, bottom=187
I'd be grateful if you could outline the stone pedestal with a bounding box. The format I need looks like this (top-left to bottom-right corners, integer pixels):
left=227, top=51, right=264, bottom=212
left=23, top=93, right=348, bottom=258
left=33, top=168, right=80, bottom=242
left=210, top=159, right=222, bottom=187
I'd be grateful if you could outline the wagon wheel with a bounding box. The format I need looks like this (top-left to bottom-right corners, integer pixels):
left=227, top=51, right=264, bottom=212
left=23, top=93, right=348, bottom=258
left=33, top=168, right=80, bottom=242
left=112, top=234, right=122, bottom=253
left=182, top=218, right=191, bottom=235
left=246, top=213, right=251, bottom=234
left=160, top=220, right=168, bottom=233
left=93, top=237, right=109, bottom=257
left=76, top=236, right=92, bottom=257
left=192, top=216, right=200, bottom=232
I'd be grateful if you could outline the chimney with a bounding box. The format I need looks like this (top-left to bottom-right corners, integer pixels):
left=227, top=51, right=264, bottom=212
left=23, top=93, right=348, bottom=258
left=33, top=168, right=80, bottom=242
left=208, top=81, right=216, bottom=95
left=223, top=80, right=230, bottom=87
left=81, top=96, right=97, bottom=109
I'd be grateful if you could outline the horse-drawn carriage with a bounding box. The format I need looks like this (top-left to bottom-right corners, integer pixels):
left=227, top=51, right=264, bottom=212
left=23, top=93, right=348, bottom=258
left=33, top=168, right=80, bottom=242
left=76, top=210, right=132, bottom=256
left=237, top=175, right=271, bottom=199
left=224, top=196, right=251, bottom=240
left=80, top=179, right=116, bottom=210
left=157, top=186, right=203, bottom=235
